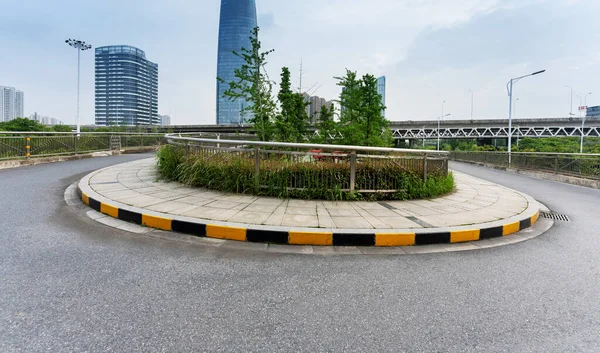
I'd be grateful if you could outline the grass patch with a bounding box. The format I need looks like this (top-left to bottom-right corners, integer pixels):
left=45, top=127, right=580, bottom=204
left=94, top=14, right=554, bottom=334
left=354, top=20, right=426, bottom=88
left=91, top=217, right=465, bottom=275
left=157, top=145, right=454, bottom=201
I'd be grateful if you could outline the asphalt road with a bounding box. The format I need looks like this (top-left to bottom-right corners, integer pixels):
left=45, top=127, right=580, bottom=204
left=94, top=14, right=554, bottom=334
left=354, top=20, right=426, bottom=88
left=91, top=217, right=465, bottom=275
left=1, top=156, right=599, bottom=352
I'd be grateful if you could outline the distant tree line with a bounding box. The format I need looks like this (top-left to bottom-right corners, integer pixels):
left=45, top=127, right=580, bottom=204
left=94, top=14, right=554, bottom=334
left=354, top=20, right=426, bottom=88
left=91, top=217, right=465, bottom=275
left=220, top=27, right=391, bottom=147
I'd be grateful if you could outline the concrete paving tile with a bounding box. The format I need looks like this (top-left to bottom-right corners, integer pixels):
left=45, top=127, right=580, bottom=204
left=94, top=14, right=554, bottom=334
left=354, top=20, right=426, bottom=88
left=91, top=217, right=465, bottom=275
left=353, top=202, right=389, bottom=210
left=332, top=217, right=373, bottom=229
left=227, top=211, right=271, bottom=224
left=182, top=207, right=240, bottom=221
left=287, top=199, right=318, bottom=208
left=220, top=195, right=258, bottom=203
left=263, top=212, right=285, bottom=226
left=286, top=207, right=317, bottom=216
left=242, top=204, right=279, bottom=213
left=366, top=208, right=406, bottom=217
left=320, top=201, right=355, bottom=210
left=204, top=200, right=244, bottom=209
left=121, top=195, right=165, bottom=208
left=174, top=196, right=214, bottom=206
left=327, top=209, right=361, bottom=217
left=281, top=215, right=319, bottom=227
left=317, top=214, right=336, bottom=228
left=378, top=217, right=423, bottom=229
left=252, top=198, right=285, bottom=206
left=147, top=201, right=194, bottom=213
left=165, top=204, right=201, bottom=215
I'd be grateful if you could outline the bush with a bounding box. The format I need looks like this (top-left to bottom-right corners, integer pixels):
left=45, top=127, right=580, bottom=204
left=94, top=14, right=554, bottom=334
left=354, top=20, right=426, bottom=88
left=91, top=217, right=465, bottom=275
left=157, top=146, right=454, bottom=201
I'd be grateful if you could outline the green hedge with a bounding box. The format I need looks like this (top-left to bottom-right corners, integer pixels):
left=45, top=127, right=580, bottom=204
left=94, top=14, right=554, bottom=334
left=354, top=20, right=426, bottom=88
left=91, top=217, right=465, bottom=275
left=157, top=145, right=454, bottom=201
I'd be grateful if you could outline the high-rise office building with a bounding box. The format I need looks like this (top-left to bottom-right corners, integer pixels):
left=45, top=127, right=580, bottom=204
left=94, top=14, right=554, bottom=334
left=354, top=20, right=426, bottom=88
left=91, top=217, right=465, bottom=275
left=0, top=86, right=24, bottom=122
left=95, top=45, right=159, bottom=126
left=216, top=0, right=257, bottom=125
left=377, top=76, right=386, bottom=118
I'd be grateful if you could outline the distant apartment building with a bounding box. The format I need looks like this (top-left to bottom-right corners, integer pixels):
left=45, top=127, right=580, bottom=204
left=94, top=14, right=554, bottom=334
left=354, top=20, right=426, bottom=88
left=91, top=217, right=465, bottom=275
left=95, top=45, right=159, bottom=126
left=30, top=113, right=62, bottom=126
left=302, top=93, right=334, bottom=123
left=586, top=106, right=600, bottom=117
left=160, top=114, right=171, bottom=126
left=0, top=86, right=24, bottom=122
left=377, top=76, right=386, bottom=118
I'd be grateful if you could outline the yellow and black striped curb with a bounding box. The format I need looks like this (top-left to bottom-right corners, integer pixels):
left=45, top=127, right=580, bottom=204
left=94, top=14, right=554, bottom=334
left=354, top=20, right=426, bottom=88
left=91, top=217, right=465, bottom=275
left=78, top=182, right=540, bottom=248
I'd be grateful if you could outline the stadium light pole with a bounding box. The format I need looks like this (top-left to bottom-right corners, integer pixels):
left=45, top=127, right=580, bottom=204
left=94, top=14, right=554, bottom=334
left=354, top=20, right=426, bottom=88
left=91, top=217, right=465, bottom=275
left=65, top=39, right=92, bottom=134
left=506, top=70, right=545, bottom=166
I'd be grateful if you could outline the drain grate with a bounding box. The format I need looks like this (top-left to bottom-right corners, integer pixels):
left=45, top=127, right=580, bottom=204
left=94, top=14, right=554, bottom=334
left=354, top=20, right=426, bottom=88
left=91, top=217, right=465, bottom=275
left=540, top=212, right=570, bottom=222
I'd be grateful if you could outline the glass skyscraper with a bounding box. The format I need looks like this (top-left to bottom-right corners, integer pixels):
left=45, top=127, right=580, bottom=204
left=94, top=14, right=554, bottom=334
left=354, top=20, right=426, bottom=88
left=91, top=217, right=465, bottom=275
left=377, top=76, right=386, bottom=118
left=216, top=0, right=257, bottom=125
left=95, top=45, right=159, bottom=126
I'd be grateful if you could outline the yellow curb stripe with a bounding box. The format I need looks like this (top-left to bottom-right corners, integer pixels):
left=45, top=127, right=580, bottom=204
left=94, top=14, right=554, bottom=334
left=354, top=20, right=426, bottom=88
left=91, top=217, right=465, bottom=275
left=206, top=224, right=246, bottom=241
left=503, top=221, right=520, bottom=236
left=450, top=230, right=480, bottom=243
left=376, top=233, right=416, bottom=247
left=82, top=193, right=89, bottom=206
left=531, top=211, right=539, bottom=225
left=100, top=203, right=119, bottom=218
left=289, top=231, right=333, bottom=246
left=142, top=214, right=172, bottom=231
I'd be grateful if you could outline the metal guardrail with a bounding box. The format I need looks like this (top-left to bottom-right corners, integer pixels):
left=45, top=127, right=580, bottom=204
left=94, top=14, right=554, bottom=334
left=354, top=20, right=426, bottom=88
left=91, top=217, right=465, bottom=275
left=0, top=132, right=167, bottom=160
left=450, top=151, right=600, bottom=180
left=166, top=134, right=449, bottom=194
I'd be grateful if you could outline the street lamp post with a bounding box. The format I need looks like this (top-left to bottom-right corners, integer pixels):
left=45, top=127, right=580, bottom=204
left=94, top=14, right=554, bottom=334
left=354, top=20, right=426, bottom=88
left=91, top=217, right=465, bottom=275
left=469, top=90, right=474, bottom=120
left=65, top=39, right=92, bottom=135
left=565, top=85, right=573, bottom=116
left=438, top=101, right=445, bottom=151
left=580, top=92, right=592, bottom=153
left=506, top=70, right=546, bottom=165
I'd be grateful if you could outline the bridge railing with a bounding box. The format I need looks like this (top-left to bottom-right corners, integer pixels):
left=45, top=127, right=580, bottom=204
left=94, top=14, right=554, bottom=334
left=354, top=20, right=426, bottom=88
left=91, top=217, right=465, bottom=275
left=450, top=151, right=600, bottom=180
left=0, top=132, right=170, bottom=160
left=165, top=134, right=450, bottom=196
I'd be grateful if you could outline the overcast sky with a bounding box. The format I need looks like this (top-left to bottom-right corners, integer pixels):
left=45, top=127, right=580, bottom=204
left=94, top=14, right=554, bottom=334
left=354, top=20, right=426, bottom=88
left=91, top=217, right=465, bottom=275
left=1, top=0, right=599, bottom=125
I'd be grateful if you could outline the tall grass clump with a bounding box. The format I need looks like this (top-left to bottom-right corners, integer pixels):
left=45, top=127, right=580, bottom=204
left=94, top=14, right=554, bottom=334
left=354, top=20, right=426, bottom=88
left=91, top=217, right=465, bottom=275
left=156, top=146, right=454, bottom=201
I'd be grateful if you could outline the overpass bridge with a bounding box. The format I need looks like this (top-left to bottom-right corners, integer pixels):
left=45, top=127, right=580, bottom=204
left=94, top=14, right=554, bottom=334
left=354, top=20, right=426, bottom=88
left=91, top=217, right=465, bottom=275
left=83, top=117, right=600, bottom=140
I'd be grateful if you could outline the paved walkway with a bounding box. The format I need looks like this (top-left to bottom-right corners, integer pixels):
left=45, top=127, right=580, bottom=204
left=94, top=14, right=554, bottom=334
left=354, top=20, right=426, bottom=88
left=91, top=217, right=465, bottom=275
left=84, top=158, right=534, bottom=231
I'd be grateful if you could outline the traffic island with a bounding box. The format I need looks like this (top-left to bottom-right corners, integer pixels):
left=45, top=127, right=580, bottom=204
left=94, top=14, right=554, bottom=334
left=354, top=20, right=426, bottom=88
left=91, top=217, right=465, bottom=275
left=77, top=158, right=541, bottom=247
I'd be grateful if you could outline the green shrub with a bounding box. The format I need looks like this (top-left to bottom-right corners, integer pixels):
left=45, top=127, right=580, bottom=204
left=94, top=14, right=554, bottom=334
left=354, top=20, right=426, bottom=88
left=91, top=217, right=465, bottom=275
left=156, top=146, right=454, bottom=201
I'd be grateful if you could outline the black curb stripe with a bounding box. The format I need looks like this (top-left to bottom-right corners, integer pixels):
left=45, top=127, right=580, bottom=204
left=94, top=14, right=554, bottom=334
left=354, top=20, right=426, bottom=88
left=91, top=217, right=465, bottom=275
left=118, top=209, right=142, bottom=224
left=479, top=226, right=503, bottom=240
left=333, top=233, right=375, bottom=246
left=171, top=220, right=206, bottom=237
left=77, top=186, right=82, bottom=197
left=415, top=232, right=451, bottom=245
left=246, top=229, right=289, bottom=244
left=89, top=197, right=101, bottom=212
left=520, top=218, right=532, bottom=230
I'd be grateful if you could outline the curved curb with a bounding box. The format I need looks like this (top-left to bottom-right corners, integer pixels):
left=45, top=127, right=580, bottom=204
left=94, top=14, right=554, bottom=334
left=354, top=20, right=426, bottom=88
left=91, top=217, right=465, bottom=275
left=78, top=166, right=540, bottom=247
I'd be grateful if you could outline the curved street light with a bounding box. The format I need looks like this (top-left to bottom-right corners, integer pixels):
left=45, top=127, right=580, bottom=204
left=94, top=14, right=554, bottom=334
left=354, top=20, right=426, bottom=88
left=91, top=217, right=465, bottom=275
left=506, top=70, right=545, bottom=165
left=65, top=39, right=93, bottom=134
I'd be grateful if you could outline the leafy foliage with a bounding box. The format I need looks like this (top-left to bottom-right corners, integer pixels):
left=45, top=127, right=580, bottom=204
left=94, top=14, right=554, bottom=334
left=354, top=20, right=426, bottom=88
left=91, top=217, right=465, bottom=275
left=274, top=67, right=310, bottom=142
left=335, top=70, right=393, bottom=147
left=0, top=118, right=48, bottom=132
left=157, top=146, right=454, bottom=201
left=220, top=27, right=277, bottom=141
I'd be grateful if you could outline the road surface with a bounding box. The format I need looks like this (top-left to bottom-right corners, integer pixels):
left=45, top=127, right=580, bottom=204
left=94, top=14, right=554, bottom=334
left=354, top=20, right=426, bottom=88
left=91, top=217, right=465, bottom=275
left=1, top=156, right=599, bottom=352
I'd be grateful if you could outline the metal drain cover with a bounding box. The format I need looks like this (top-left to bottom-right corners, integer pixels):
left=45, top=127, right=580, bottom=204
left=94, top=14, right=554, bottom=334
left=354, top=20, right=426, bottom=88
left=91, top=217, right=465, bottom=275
left=540, top=212, right=570, bottom=222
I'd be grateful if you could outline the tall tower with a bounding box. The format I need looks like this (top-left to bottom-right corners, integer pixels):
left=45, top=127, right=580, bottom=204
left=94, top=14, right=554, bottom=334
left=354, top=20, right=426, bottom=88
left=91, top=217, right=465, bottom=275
left=95, top=45, right=159, bottom=126
left=216, top=0, right=257, bottom=125
left=377, top=76, right=386, bottom=118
